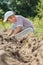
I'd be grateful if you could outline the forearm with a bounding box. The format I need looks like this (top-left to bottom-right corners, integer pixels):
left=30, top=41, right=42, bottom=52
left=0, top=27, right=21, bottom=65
left=7, top=29, right=14, bottom=36
left=11, top=26, right=22, bottom=36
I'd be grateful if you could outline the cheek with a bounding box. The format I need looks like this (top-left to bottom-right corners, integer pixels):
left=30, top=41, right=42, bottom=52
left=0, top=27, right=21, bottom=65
left=8, top=17, right=16, bottom=23
left=8, top=19, right=13, bottom=23
left=12, top=18, right=16, bottom=21
left=11, top=18, right=16, bottom=23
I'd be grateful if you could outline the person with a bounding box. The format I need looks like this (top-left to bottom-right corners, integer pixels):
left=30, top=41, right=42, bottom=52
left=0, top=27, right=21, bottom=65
left=3, top=11, right=34, bottom=37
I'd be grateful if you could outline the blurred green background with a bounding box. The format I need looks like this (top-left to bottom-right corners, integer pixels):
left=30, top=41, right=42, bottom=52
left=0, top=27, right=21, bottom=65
left=0, top=0, right=43, bottom=37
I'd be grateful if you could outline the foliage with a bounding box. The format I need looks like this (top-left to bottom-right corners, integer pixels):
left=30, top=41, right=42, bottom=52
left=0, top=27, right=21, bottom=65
left=0, top=9, right=4, bottom=19
left=0, top=0, right=42, bottom=19
left=36, top=1, right=43, bottom=18
left=0, top=19, right=11, bottom=30
left=10, top=0, right=40, bottom=17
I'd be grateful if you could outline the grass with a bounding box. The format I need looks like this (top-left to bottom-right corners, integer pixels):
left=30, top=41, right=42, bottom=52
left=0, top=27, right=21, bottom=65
left=33, top=16, right=43, bottom=38
left=0, top=19, right=11, bottom=30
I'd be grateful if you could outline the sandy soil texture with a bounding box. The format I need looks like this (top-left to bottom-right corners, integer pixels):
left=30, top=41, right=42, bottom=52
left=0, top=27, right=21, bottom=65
left=0, top=31, right=43, bottom=65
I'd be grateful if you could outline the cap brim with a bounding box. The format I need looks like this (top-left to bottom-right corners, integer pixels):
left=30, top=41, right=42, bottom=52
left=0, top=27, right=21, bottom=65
left=3, top=19, right=7, bottom=22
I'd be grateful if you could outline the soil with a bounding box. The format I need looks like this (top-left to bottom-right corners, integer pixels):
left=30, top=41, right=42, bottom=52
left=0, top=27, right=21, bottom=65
left=0, top=31, right=43, bottom=65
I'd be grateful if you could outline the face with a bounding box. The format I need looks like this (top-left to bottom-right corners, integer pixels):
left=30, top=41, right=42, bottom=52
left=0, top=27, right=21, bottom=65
left=7, top=15, right=16, bottom=23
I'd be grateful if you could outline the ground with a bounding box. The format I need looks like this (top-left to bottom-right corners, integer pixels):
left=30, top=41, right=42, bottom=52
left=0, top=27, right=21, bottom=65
left=0, top=31, right=43, bottom=65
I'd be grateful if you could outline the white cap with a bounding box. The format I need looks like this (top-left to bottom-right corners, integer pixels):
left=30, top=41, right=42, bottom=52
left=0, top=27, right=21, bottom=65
left=3, top=11, right=15, bottom=22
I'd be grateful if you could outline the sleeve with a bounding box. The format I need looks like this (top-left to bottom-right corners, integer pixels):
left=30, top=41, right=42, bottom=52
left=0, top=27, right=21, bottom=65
left=11, top=23, right=17, bottom=30
left=16, top=17, right=23, bottom=27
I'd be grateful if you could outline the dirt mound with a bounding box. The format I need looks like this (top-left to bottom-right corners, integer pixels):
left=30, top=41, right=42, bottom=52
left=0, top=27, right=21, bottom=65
left=0, top=31, right=43, bottom=65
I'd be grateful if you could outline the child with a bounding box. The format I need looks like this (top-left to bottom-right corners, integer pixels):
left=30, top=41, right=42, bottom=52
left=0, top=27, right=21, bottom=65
left=3, top=11, right=34, bottom=37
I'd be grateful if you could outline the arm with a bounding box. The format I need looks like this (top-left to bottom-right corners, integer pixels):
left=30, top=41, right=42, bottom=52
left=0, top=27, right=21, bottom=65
left=7, top=29, right=14, bottom=36
left=11, top=26, right=22, bottom=36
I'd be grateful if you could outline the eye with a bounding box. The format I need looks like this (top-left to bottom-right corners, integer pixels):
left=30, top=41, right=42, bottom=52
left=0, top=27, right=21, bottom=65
left=10, top=16, right=12, bottom=19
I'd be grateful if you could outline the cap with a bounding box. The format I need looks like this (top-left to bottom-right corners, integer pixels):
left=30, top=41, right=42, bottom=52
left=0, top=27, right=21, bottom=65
left=3, top=11, right=15, bottom=22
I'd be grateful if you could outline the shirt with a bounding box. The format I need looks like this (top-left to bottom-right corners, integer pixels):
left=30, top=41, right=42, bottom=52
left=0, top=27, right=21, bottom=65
left=12, top=15, right=34, bottom=30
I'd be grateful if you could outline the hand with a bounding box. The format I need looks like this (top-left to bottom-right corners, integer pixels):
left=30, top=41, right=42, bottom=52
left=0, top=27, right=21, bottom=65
left=7, top=33, right=11, bottom=36
left=7, top=29, right=14, bottom=37
left=10, top=33, right=15, bottom=37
